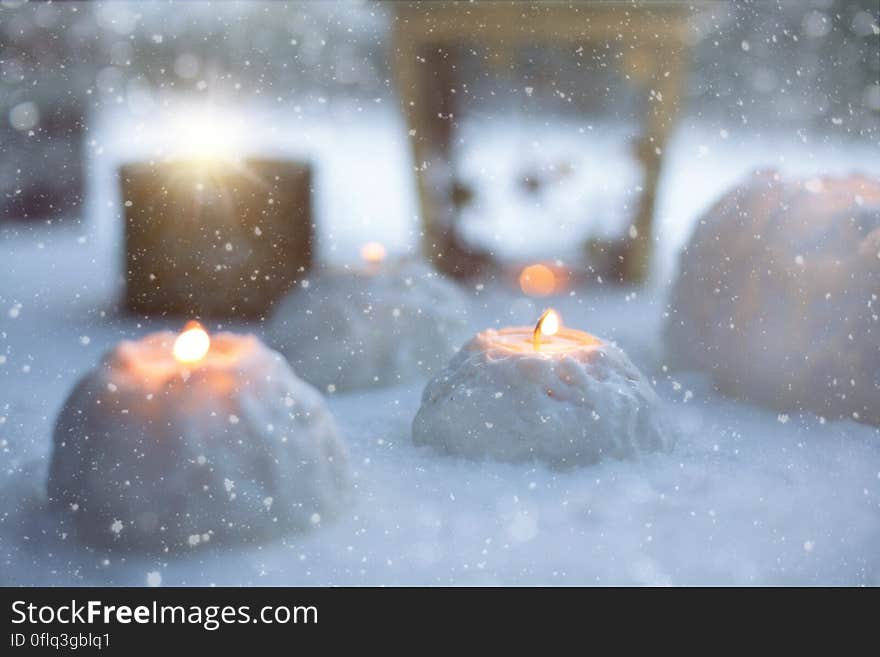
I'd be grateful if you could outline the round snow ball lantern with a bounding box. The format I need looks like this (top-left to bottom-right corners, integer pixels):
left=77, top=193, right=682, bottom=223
left=270, top=258, right=470, bottom=392
left=48, top=325, right=352, bottom=552
left=666, top=170, right=880, bottom=425
left=412, top=311, right=673, bottom=467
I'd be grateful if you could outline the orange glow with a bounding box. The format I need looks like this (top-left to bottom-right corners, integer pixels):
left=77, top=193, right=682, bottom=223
left=173, top=321, right=210, bottom=364
left=360, top=242, right=387, bottom=265
left=519, top=264, right=557, bottom=297
left=533, top=309, right=560, bottom=351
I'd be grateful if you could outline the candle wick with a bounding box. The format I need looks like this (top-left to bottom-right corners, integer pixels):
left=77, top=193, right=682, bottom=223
left=532, top=308, right=558, bottom=352
left=533, top=314, right=546, bottom=352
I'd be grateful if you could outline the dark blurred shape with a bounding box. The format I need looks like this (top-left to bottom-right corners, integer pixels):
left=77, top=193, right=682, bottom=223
left=518, top=160, right=575, bottom=196
left=586, top=238, right=632, bottom=284
left=0, top=99, right=86, bottom=222
left=121, top=158, right=312, bottom=318
left=519, top=172, right=543, bottom=196
left=449, top=179, right=474, bottom=210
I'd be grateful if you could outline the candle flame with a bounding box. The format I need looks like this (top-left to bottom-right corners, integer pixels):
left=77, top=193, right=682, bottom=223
left=360, top=241, right=386, bottom=265
left=533, top=309, right=560, bottom=351
left=173, top=321, right=210, bottom=364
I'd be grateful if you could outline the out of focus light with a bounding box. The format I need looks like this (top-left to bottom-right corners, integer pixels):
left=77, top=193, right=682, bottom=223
left=360, top=241, right=387, bottom=265
left=168, top=109, right=244, bottom=159
left=519, top=264, right=557, bottom=297
left=9, top=101, right=39, bottom=132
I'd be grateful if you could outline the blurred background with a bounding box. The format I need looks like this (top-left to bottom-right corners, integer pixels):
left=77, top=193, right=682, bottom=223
left=1, top=0, right=878, bottom=280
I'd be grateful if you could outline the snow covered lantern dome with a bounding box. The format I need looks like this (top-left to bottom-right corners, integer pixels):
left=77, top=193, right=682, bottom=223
left=48, top=323, right=352, bottom=552
left=666, top=170, right=880, bottom=424
left=270, top=247, right=470, bottom=392
left=413, top=310, right=674, bottom=467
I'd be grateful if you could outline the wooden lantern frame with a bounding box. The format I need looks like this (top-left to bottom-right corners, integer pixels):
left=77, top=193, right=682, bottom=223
left=392, top=1, right=699, bottom=282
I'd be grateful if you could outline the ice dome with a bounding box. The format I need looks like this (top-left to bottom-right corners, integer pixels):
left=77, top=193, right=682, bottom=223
left=666, top=170, right=880, bottom=424
left=413, top=329, right=674, bottom=467
left=270, top=260, right=470, bottom=392
left=48, top=331, right=352, bottom=552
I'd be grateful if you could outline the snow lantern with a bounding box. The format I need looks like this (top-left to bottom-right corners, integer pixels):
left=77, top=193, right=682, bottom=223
left=270, top=251, right=471, bottom=392
left=666, top=170, right=880, bottom=425
left=48, top=323, right=352, bottom=551
left=413, top=309, right=674, bottom=466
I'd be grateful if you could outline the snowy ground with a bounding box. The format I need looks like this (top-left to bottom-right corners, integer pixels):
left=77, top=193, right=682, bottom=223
left=1, top=105, right=879, bottom=585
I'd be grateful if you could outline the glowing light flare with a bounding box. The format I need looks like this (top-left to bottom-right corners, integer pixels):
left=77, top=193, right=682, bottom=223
left=168, top=110, right=244, bottom=159
left=519, top=264, right=557, bottom=297
left=173, top=321, right=211, bottom=364
left=532, top=309, right=560, bottom=351
left=360, top=242, right=387, bottom=265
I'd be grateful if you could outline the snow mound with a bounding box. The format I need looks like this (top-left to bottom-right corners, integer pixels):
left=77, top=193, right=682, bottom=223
left=413, top=330, right=674, bottom=466
left=48, top=332, right=352, bottom=552
left=666, top=170, right=880, bottom=424
left=270, top=261, right=470, bottom=391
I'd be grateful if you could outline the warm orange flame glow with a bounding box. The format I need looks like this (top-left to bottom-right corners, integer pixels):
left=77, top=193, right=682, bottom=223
left=173, top=321, right=210, bottom=364
left=360, top=242, right=387, bottom=265
left=519, top=264, right=557, bottom=297
left=533, top=309, right=560, bottom=351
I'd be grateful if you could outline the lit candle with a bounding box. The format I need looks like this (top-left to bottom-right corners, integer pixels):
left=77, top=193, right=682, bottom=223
left=413, top=310, right=673, bottom=467
left=107, top=321, right=254, bottom=387
left=48, top=322, right=351, bottom=552
left=172, top=320, right=211, bottom=364
left=471, top=309, right=601, bottom=356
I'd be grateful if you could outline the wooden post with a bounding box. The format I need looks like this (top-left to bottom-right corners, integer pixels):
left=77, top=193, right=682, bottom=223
left=393, top=16, right=492, bottom=277
left=622, top=42, right=687, bottom=282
